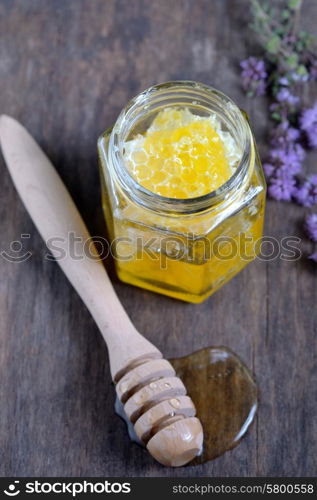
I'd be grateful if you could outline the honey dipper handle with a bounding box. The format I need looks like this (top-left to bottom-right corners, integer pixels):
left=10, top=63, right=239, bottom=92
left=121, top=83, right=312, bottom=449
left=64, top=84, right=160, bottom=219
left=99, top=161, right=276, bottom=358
left=0, top=115, right=161, bottom=379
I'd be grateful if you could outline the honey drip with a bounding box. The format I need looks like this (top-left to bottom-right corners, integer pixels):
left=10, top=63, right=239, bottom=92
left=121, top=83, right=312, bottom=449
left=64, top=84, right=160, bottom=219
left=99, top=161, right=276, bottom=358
left=115, top=346, right=257, bottom=465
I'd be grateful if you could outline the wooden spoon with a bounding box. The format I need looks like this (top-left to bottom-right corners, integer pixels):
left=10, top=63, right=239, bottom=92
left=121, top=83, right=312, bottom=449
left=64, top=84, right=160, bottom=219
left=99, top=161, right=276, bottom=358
left=0, top=115, right=203, bottom=467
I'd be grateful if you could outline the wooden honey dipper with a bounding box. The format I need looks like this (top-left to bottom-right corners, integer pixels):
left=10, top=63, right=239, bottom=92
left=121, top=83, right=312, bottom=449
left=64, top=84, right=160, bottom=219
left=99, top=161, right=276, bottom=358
left=0, top=115, right=203, bottom=467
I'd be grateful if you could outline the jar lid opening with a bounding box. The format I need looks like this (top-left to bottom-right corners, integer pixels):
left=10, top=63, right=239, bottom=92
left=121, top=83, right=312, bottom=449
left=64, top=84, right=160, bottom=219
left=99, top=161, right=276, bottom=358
left=108, top=81, right=253, bottom=215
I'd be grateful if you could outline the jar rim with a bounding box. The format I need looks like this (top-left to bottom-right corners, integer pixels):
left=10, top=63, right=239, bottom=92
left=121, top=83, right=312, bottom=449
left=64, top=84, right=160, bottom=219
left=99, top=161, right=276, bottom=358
left=106, top=80, right=253, bottom=215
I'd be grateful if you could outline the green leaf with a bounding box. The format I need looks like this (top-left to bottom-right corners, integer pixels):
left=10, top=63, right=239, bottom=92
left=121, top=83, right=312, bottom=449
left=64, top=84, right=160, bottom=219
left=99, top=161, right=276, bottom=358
left=295, top=41, right=304, bottom=52
left=288, top=0, right=301, bottom=9
left=286, top=53, right=299, bottom=69
left=263, top=2, right=270, bottom=13
left=299, top=30, right=308, bottom=39
left=303, top=34, right=315, bottom=49
left=266, top=35, right=281, bottom=54
left=276, top=26, right=287, bottom=36
left=281, top=9, right=290, bottom=20
left=271, top=112, right=282, bottom=122
left=296, top=64, right=308, bottom=77
left=249, top=22, right=262, bottom=34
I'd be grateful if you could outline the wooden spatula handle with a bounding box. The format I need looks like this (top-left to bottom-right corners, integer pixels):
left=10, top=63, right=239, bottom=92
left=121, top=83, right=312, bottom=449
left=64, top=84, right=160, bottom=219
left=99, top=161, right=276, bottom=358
left=0, top=115, right=161, bottom=379
left=1, top=115, right=205, bottom=467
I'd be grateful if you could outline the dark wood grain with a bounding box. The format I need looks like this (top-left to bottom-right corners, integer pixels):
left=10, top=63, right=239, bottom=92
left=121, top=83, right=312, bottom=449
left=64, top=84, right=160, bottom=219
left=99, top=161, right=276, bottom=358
left=1, top=0, right=316, bottom=477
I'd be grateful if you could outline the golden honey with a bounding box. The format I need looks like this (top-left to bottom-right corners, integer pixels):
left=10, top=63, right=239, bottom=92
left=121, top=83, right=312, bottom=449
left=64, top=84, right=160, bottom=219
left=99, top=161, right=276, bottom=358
left=123, top=107, right=234, bottom=198
left=98, top=81, right=266, bottom=303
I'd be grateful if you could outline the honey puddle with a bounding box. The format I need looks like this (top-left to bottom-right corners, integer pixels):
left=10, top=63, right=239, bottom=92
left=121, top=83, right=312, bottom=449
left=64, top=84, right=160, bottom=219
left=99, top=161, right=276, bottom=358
left=115, top=346, right=257, bottom=465
left=170, top=347, right=257, bottom=464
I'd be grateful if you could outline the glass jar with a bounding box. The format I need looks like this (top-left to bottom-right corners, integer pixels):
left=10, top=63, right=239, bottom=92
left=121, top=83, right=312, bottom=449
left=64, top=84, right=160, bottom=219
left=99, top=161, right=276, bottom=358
left=98, top=81, right=266, bottom=303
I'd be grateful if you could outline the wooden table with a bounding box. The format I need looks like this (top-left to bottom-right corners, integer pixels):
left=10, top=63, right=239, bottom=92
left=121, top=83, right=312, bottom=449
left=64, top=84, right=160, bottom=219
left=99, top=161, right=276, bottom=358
left=1, top=0, right=316, bottom=477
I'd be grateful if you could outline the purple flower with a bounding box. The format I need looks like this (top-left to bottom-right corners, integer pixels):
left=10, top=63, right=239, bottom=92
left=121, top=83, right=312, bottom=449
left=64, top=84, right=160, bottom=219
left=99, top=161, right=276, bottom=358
left=264, top=160, right=300, bottom=179
left=289, top=70, right=309, bottom=83
left=270, top=120, right=301, bottom=148
left=300, top=102, right=317, bottom=148
left=276, top=88, right=299, bottom=106
left=263, top=136, right=305, bottom=183
left=263, top=162, right=276, bottom=178
left=305, top=213, right=317, bottom=242
left=278, top=76, right=289, bottom=87
left=240, top=57, right=267, bottom=96
left=308, top=252, right=317, bottom=263
left=268, top=173, right=296, bottom=201
left=270, top=144, right=305, bottom=175
left=294, top=175, right=317, bottom=207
